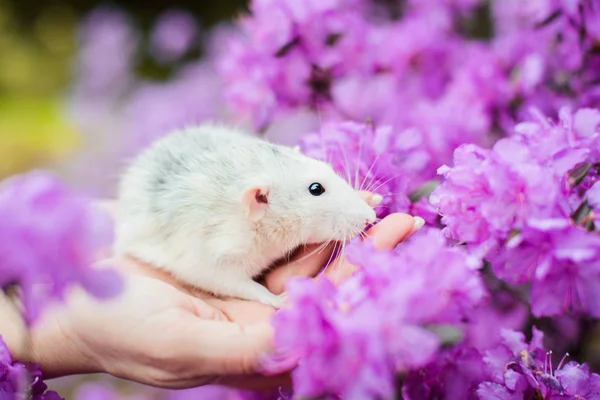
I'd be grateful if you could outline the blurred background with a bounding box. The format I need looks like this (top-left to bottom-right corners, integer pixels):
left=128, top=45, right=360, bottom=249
left=0, top=0, right=249, bottom=194
left=0, top=0, right=256, bottom=398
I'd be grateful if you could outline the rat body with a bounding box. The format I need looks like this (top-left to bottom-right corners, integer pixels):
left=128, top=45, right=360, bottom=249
left=114, top=123, right=376, bottom=307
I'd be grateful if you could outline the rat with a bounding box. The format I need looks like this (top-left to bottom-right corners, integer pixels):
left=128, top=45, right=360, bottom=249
left=114, top=122, right=377, bottom=307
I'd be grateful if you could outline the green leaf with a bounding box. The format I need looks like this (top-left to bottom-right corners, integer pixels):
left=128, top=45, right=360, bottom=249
left=408, top=180, right=441, bottom=203
left=571, top=200, right=595, bottom=231
left=424, top=324, right=464, bottom=347
left=567, top=162, right=592, bottom=187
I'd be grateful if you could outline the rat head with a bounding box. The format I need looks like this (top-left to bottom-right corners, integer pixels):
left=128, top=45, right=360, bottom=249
left=240, top=146, right=376, bottom=245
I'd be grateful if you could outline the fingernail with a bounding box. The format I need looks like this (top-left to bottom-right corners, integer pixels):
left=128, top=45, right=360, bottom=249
left=410, top=217, right=425, bottom=234
left=371, top=194, right=383, bottom=206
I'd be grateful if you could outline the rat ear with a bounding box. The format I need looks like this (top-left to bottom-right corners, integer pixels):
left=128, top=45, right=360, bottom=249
left=241, top=185, right=270, bottom=222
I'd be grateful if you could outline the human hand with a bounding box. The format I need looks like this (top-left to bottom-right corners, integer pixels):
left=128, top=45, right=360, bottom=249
left=17, top=193, right=423, bottom=392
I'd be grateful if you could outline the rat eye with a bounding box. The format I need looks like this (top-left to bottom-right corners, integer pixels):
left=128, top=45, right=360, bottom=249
left=308, top=182, right=325, bottom=196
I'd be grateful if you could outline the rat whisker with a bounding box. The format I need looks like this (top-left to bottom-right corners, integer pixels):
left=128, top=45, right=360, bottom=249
left=291, top=240, right=331, bottom=265
left=322, top=241, right=338, bottom=276
left=363, top=170, right=394, bottom=193
left=322, top=241, right=341, bottom=275
left=333, top=136, right=354, bottom=188
left=365, top=172, right=405, bottom=194
left=322, top=218, right=347, bottom=276
left=359, top=151, right=385, bottom=192
left=319, top=241, right=338, bottom=277
left=314, top=102, right=334, bottom=168
left=319, top=117, right=334, bottom=168
left=333, top=238, right=349, bottom=282
left=360, top=148, right=387, bottom=192
left=320, top=125, right=355, bottom=188
left=289, top=232, right=339, bottom=267
left=355, top=128, right=365, bottom=190
left=316, top=101, right=324, bottom=130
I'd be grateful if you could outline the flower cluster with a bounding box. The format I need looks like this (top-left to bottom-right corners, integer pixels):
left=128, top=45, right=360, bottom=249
left=403, top=327, right=600, bottom=399
left=1, top=336, right=63, bottom=399
left=430, top=106, right=600, bottom=317
left=268, top=228, right=486, bottom=399
left=0, top=170, right=122, bottom=324
left=218, top=0, right=500, bottom=174
left=478, top=328, right=600, bottom=399
left=218, top=0, right=600, bottom=183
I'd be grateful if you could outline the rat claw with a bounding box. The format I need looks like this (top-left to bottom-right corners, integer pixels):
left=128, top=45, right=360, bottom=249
left=259, top=292, right=289, bottom=309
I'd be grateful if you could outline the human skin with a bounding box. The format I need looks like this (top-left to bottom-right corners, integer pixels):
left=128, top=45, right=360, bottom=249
left=1, top=192, right=422, bottom=392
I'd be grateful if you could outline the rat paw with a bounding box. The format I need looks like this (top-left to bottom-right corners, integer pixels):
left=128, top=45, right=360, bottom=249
left=259, top=292, right=288, bottom=309
left=274, top=292, right=289, bottom=309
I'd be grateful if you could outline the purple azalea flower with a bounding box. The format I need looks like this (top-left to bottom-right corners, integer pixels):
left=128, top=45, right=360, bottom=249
left=402, top=345, right=489, bottom=400
left=71, top=6, right=138, bottom=100
left=0, top=170, right=122, bottom=324
left=271, top=277, right=399, bottom=400
left=63, top=5, right=140, bottom=197
left=269, top=228, right=485, bottom=399
left=477, top=328, right=600, bottom=399
left=149, top=9, right=198, bottom=63
left=216, top=0, right=600, bottom=180
left=491, top=0, right=600, bottom=116
left=461, top=292, right=529, bottom=352
left=495, top=224, right=600, bottom=317
left=216, top=0, right=369, bottom=129
left=342, top=228, right=486, bottom=325
left=1, top=336, right=26, bottom=398
left=1, top=336, right=63, bottom=400
left=431, top=107, right=600, bottom=317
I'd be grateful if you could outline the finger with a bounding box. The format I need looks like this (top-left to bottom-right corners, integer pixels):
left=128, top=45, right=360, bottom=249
left=367, top=213, right=422, bottom=250
left=263, top=242, right=336, bottom=295
left=321, top=213, right=423, bottom=285
left=205, top=297, right=275, bottom=325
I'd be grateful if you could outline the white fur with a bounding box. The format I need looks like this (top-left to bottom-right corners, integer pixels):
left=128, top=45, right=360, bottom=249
left=114, top=122, right=376, bottom=307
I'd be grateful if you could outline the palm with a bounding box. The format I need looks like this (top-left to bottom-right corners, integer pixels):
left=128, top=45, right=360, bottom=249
left=60, top=200, right=419, bottom=390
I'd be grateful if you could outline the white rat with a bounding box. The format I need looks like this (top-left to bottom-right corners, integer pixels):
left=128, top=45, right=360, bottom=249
left=114, top=123, right=377, bottom=307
